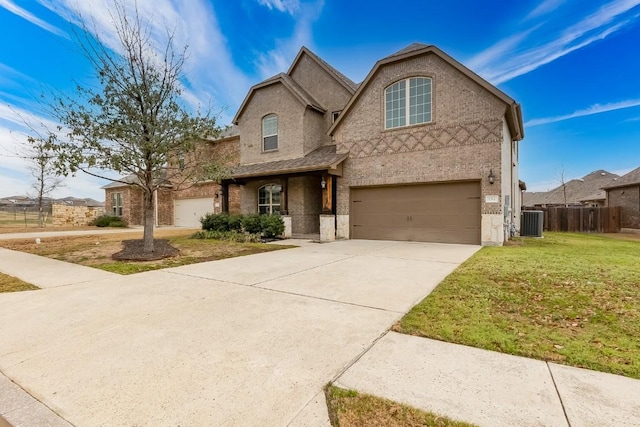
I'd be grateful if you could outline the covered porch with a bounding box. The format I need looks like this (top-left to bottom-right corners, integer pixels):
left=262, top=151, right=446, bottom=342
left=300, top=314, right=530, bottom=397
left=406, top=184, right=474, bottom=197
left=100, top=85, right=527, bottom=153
left=220, top=145, right=347, bottom=241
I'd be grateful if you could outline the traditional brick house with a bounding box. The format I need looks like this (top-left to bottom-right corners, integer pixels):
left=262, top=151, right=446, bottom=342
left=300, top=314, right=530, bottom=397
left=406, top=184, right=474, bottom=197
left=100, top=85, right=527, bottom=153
left=221, top=43, right=524, bottom=245
left=604, top=166, right=640, bottom=230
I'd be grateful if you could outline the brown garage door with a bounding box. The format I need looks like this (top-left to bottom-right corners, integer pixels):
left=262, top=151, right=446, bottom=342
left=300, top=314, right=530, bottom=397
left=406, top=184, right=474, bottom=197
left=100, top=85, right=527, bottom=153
left=350, top=182, right=481, bottom=244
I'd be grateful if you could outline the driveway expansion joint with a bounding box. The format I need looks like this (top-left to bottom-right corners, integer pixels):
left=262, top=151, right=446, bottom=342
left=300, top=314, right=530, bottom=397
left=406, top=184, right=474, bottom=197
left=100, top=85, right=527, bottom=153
left=546, top=362, right=572, bottom=427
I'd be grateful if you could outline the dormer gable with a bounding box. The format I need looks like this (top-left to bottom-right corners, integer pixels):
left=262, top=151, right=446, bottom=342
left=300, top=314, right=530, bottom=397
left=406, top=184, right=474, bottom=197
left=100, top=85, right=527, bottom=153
left=233, top=73, right=325, bottom=125
left=287, top=46, right=358, bottom=95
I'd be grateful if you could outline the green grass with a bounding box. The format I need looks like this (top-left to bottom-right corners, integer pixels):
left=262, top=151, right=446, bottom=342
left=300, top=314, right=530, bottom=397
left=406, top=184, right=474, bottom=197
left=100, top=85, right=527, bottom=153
left=396, top=232, right=640, bottom=379
left=0, top=273, right=39, bottom=293
left=325, top=386, right=475, bottom=427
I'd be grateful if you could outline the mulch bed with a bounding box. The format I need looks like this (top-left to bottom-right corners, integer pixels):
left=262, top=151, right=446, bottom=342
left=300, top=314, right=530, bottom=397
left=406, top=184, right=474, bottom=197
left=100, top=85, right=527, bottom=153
left=112, top=239, right=180, bottom=261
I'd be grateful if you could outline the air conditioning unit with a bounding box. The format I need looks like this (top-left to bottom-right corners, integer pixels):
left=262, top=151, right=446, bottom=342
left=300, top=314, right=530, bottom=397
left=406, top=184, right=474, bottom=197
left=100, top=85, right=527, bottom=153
left=521, top=211, right=543, bottom=237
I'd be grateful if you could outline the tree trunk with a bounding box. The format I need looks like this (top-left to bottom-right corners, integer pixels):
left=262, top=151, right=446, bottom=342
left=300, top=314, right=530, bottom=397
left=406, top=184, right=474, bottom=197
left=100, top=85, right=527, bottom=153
left=143, top=190, right=155, bottom=253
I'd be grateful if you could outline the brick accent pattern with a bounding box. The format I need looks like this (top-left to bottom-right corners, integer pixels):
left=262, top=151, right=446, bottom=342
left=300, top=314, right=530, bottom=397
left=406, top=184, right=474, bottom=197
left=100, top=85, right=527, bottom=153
left=339, top=119, right=503, bottom=159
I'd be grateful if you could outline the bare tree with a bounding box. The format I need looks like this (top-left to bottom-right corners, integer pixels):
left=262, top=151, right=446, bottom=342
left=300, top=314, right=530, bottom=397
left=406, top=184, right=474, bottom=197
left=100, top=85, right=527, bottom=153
left=45, top=1, right=225, bottom=254
left=558, top=165, right=568, bottom=207
left=26, top=134, right=64, bottom=227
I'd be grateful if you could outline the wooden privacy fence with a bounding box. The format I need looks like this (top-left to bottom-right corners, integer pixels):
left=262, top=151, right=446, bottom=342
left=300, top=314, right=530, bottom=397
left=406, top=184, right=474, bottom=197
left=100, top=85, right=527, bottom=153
left=539, top=207, right=620, bottom=233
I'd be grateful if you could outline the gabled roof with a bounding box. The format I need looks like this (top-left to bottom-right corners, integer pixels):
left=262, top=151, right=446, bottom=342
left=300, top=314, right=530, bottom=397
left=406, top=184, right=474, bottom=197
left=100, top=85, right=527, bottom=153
left=232, top=73, right=325, bottom=125
left=287, top=46, right=359, bottom=94
left=228, top=145, right=347, bottom=179
left=101, top=174, right=172, bottom=189
left=603, top=166, right=640, bottom=189
left=328, top=43, right=524, bottom=141
left=522, top=169, right=619, bottom=206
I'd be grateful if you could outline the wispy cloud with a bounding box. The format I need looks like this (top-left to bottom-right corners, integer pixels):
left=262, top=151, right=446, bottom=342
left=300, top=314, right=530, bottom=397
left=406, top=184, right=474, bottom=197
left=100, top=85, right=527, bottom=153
left=0, top=0, right=69, bottom=39
left=37, top=0, right=251, bottom=121
left=256, top=0, right=324, bottom=79
left=524, top=0, right=567, bottom=20
left=257, top=0, right=300, bottom=14
left=469, top=0, right=640, bottom=84
left=525, top=98, right=640, bottom=126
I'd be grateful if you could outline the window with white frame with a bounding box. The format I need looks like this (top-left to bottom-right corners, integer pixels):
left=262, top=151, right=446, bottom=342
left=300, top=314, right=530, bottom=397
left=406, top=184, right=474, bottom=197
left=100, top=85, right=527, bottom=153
left=111, top=192, right=123, bottom=216
left=258, top=184, right=281, bottom=214
left=262, top=114, right=278, bottom=151
left=385, top=77, right=432, bottom=129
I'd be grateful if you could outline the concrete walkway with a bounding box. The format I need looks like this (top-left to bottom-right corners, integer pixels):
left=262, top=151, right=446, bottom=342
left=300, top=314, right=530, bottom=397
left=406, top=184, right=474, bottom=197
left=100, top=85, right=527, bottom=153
left=0, top=238, right=639, bottom=426
left=0, top=226, right=195, bottom=241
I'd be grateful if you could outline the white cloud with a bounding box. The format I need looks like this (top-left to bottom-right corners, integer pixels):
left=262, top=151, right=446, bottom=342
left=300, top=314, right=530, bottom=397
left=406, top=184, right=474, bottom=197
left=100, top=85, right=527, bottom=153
left=470, top=0, right=640, bottom=84
left=36, top=0, right=251, bottom=123
left=257, top=0, right=300, bottom=14
left=524, top=0, right=568, bottom=20
left=255, top=0, right=324, bottom=79
left=525, top=98, right=640, bottom=126
left=0, top=0, right=69, bottom=39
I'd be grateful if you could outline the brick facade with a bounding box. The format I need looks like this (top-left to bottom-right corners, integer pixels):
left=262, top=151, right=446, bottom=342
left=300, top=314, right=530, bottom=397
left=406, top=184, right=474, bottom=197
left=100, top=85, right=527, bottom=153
left=608, top=186, right=640, bottom=229
left=105, top=186, right=173, bottom=226
left=333, top=53, right=509, bottom=223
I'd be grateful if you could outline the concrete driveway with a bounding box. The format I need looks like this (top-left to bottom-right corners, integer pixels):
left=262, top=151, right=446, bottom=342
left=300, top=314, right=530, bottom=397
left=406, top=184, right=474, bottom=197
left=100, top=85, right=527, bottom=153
left=0, top=239, right=479, bottom=426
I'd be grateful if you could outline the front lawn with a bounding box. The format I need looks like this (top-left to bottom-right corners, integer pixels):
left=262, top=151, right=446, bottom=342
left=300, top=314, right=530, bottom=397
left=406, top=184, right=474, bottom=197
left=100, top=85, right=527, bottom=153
left=0, top=229, right=294, bottom=275
left=0, top=273, right=39, bottom=293
left=395, top=232, right=640, bottom=379
left=326, top=386, right=475, bottom=427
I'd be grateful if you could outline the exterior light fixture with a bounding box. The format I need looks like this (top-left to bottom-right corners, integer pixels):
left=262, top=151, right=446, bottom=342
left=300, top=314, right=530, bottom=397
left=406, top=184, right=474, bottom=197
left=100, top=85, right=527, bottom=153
left=488, top=169, right=495, bottom=185
left=321, top=176, right=326, bottom=189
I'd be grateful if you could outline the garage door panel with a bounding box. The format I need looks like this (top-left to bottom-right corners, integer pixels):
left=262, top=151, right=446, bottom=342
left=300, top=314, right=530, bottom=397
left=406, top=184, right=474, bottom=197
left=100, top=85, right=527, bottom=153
left=350, top=182, right=481, bottom=244
left=174, top=198, right=214, bottom=227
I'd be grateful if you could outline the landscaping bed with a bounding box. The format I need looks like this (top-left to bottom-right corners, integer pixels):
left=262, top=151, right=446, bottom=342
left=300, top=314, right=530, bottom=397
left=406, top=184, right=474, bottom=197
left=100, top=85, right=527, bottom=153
left=395, top=232, right=640, bottom=379
left=0, top=229, right=294, bottom=275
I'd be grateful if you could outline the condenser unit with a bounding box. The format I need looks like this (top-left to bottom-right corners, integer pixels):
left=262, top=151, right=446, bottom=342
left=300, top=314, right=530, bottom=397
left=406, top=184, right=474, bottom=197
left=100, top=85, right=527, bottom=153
left=521, top=211, right=543, bottom=237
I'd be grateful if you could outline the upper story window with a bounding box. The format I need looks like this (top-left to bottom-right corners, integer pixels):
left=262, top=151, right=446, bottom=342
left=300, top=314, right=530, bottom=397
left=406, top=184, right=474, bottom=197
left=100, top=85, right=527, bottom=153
left=111, top=192, right=123, bottom=216
left=385, top=77, right=432, bottom=129
left=258, top=184, right=281, bottom=214
left=262, top=114, right=278, bottom=151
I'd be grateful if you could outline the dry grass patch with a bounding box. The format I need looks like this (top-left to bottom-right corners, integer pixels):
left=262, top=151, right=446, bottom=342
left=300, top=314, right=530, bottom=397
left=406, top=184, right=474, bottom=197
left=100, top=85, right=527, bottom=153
left=395, top=232, right=640, bottom=379
left=0, top=273, right=39, bottom=293
left=0, top=229, right=294, bottom=274
left=326, top=386, right=475, bottom=427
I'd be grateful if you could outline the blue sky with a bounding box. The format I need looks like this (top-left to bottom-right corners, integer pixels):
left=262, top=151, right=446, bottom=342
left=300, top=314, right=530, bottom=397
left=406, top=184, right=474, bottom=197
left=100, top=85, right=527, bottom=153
left=1, top=0, right=639, bottom=200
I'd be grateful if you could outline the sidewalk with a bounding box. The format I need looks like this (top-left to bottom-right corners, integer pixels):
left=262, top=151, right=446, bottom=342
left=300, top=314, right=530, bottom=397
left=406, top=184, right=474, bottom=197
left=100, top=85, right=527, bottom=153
left=335, top=331, right=640, bottom=427
left=0, top=226, right=193, bottom=241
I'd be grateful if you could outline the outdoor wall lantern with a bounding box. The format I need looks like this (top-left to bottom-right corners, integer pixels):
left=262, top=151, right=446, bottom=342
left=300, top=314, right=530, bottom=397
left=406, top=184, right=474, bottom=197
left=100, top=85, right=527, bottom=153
left=488, top=169, right=495, bottom=185
left=321, top=176, right=327, bottom=189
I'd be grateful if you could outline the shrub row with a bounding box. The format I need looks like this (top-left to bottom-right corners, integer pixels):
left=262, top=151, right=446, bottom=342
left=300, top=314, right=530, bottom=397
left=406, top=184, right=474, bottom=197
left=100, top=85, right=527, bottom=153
left=191, top=230, right=261, bottom=243
left=200, top=213, right=285, bottom=239
left=91, top=215, right=128, bottom=228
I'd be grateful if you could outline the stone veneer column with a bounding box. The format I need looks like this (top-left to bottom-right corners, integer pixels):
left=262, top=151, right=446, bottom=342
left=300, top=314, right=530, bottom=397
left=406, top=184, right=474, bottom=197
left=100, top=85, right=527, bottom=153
left=319, top=214, right=336, bottom=241
left=282, top=215, right=292, bottom=238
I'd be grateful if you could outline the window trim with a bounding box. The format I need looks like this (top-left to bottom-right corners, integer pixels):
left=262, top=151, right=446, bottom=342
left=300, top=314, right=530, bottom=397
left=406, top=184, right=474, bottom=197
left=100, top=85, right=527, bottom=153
left=258, top=184, right=281, bottom=214
left=111, top=192, right=123, bottom=217
left=262, top=114, right=278, bottom=152
left=384, top=76, right=433, bottom=130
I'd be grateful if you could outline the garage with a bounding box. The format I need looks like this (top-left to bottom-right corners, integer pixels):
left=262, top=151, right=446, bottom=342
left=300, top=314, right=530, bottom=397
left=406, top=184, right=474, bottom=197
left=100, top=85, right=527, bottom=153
left=350, top=181, right=481, bottom=244
left=174, top=198, right=215, bottom=227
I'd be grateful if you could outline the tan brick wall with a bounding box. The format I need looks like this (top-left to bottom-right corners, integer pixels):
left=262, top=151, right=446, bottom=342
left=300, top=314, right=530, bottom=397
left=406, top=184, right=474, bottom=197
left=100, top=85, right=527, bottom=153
left=52, top=204, right=104, bottom=226
left=237, top=84, right=306, bottom=165
left=608, top=186, right=640, bottom=228
left=333, top=52, right=508, bottom=218
left=289, top=53, right=354, bottom=146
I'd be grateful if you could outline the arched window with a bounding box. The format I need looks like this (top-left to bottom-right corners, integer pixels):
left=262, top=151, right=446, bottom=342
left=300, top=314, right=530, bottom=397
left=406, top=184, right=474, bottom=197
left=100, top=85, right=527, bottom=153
left=262, top=114, right=278, bottom=151
left=385, top=77, right=432, bottom=129
left=258, top=184, right=281, bottom=214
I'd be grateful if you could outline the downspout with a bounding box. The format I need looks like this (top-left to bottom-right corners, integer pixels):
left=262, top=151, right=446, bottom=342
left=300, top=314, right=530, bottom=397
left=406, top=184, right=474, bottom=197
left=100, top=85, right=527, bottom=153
left=154, top=189, right=158, bottom=227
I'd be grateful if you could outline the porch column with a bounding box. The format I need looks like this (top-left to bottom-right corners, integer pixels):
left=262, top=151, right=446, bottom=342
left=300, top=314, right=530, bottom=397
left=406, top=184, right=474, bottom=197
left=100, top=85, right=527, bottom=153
left=221, top=182, right=229, bottom=213
left=280, top=177, right=289, bottom=215
left=321, top=173, right=332, bottom=214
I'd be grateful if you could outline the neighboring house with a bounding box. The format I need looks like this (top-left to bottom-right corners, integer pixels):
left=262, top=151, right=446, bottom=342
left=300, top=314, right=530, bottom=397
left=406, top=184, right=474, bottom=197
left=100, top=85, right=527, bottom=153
left=103, top=134, right=240, bottom=227
left=221, top=43, right=524, bottom=245
left=523, top=170, right=619, bottom=208
left=603, top=166, right=640, bottom=230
